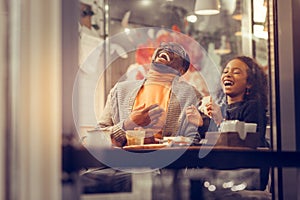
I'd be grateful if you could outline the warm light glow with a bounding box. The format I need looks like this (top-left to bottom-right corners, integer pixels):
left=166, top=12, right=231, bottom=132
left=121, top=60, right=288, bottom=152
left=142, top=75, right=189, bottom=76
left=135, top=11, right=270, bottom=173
left=104, top=4, right=109, bottom=11
left=140, top=0, right=152, bottom=6
left=186, top=14, right=198, bottom=23
left=253, top=0, right=267, bottom=23
left=231, top=182, right=247, bottom=191
left=232, top=13, right=242, bottom=21
left=124, top=28, right=130, bottom=34
left=208, top=185, right=216, bottom=192
left=204, top=181, right=210, bottom=188
left=214, top=48, right=231, bottom=55
left=235, top=31, right=242, bottom=36
left=222, top=181, right=234, bottom=188
left=253, top=24, right=268, bottom=39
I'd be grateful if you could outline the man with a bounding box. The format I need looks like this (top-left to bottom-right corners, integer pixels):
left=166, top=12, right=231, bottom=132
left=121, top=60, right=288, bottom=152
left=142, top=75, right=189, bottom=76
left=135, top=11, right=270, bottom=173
left=98, top=42, right=208, bottom=147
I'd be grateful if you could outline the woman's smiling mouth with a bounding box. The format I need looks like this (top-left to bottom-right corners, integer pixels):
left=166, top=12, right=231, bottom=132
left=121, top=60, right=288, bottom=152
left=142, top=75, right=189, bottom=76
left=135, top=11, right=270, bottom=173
left=223, top=80, right=234, bottom=87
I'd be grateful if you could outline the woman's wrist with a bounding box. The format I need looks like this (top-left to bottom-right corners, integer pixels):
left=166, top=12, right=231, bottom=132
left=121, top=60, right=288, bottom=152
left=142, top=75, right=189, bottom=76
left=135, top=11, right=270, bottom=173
left=216, top=117, right=225, bottom=126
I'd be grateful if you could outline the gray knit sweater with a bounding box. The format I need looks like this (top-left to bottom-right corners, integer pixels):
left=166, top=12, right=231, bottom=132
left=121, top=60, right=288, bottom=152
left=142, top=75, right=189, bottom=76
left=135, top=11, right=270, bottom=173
left=97, top=76, right=202, bottom=146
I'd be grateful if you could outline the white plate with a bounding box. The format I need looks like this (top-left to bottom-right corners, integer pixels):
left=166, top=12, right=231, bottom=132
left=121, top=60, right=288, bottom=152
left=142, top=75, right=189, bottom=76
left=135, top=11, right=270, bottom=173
left=123, top=143, right=168, bottom=150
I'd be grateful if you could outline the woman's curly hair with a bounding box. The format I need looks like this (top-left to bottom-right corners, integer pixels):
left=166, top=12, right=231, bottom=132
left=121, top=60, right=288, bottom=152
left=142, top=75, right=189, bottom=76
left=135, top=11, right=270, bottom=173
left=230, top=56, right=269, bottom=109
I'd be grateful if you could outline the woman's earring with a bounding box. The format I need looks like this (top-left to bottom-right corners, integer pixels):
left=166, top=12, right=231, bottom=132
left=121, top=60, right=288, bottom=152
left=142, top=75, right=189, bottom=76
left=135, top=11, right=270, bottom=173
left=246, top=88, right=250, bottom=95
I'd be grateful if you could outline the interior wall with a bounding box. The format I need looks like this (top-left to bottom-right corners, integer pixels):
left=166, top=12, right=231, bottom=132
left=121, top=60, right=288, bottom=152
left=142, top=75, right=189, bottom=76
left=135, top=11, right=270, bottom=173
left=7, top=0, right=62, bottom=199
left=0, top=0, right=7, bottom=199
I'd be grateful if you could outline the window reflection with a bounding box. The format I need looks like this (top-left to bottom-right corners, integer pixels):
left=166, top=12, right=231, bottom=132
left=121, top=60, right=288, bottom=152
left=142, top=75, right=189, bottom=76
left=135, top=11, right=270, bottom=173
left=76, top=1, right=273, bottom=144
left=104, top=0, right=270, bottom=85
left=77, top=0, right=274, bottom=198
left=76, top=0, right=273, bottom=151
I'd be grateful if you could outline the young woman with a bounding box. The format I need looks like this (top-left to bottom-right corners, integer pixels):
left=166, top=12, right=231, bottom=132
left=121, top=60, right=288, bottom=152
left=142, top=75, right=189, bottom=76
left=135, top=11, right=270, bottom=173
left=186, top=56, right=270, bottom=191
left=187, top=56, right=269, bottom=147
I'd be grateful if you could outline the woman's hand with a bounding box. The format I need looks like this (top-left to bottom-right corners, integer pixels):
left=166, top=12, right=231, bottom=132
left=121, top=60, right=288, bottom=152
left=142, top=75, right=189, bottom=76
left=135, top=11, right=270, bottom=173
left=198, top=96, right=224, bottom=125
left=205, top=101, right=223, bottom=125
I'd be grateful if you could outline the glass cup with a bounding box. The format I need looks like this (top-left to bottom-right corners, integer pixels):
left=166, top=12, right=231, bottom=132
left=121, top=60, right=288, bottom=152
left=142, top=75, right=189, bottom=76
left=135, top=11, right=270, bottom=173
left=126, top=130, right=146, bottom=146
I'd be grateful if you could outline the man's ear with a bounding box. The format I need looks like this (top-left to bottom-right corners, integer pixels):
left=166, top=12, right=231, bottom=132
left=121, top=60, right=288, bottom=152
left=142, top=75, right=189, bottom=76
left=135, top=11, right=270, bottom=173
left=180, top=68, right=186, bottom=75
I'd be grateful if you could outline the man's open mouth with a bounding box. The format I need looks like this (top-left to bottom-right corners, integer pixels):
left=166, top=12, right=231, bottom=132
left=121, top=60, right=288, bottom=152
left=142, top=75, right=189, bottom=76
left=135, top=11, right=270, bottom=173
left=154, top=50, right=173, bottom=64
left=158, top=52, right=170, bottom=62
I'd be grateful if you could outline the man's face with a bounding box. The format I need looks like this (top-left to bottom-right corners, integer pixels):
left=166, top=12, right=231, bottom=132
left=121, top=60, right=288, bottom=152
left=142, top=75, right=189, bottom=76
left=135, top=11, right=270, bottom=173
left=152, top=42, right=189, bottom=75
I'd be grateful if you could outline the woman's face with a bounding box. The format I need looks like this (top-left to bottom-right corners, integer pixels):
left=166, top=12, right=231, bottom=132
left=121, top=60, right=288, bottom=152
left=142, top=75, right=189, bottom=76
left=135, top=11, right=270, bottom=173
left=221, top=59, right=251, bottom=103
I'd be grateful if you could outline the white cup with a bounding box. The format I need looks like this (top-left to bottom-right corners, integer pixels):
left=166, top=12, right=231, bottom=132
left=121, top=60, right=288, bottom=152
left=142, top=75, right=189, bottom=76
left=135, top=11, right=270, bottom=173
left=198, top=96, right=212, bottom=116
left=85, top=128, right=112, bottom=148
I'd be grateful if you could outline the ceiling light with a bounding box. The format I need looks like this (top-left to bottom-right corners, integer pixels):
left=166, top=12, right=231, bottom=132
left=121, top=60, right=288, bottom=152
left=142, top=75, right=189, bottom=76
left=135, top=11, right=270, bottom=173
left=194, top=0, right=220, bottom=15
left=232, top=0, right=242, bottom=20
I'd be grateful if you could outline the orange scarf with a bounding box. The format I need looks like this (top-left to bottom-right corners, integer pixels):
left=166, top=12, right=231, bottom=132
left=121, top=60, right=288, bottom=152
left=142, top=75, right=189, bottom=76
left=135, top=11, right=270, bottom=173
left=133, top=69, right=176, bottom=139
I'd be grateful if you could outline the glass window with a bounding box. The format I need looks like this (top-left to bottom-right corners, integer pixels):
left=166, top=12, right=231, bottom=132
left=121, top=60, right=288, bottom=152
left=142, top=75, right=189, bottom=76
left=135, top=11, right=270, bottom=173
left=76, top=0, right=275, bottom=146
left=72, top=0, right=300, bottom=199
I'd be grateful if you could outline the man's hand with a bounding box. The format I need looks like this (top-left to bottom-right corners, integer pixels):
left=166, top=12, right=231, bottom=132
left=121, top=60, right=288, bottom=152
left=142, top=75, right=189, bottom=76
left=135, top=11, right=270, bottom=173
left=123, top=104, right=165, bottom=130
left=186, top=105, right=203, bottom=126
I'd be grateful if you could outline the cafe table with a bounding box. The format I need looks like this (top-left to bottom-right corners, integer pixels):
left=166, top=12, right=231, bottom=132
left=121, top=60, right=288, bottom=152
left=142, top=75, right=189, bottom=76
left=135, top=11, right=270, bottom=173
left=63, top=141, right=300, bottom=173
left=62, top=136, right=300, bottom=200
